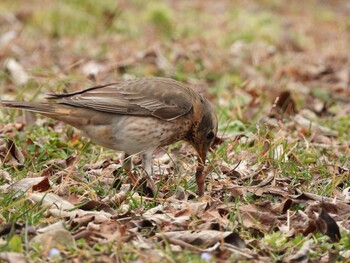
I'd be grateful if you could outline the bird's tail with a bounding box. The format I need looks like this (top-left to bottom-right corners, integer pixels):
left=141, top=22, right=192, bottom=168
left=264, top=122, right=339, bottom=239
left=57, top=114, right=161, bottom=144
left=0, top=100, right=73, bottom=116
left=0, top=100, right=94, bottom=130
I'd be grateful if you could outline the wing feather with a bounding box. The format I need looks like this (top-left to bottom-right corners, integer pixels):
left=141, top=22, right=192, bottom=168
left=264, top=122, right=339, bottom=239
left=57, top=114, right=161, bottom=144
left=47, top=78, right=194, bottom=120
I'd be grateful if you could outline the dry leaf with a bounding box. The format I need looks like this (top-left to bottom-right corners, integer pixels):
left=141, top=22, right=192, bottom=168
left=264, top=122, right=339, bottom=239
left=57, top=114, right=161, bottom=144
left=157, top=230, right=245, bottom=249
left=0, top=252, right=29, bottom=263
left=10, top=176, right=49, bottom=195
left=30, top=229, right=76, bottom=250
left=270, top=91, right=297, bottom=119
left=0, top=170, right=11, bottom=183
left=0, top=140, right=25, bottom=167
left=294, top=113, right=338, bottom=137
left=286, top=239, right=313, bottom=263
left=37, top=221, right=66, bottom=234
left=78, top=199, right=116, bottom=214
left=318, top=208, right=341, bottom=242
left=28, top=192, right=75, bottom=210
left=4, top=58, right=29, bottom=86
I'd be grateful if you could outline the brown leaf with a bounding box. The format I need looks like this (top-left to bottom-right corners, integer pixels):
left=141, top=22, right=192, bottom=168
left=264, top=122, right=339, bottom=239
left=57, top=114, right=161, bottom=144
left=73, top=229, right=102, bottom=244
left=28, top=193, right=75, bottom=211
left=73, top=220, right=128, bottom=245
left=0, top=170, right=11, bottom=183
left=102, top=184, right=130, bottom=206
left=0, top=252, right=29, bottom=263
left=291, top=191, right=335, bottom=203
left=249, top=186, right=289, bottom=198
left=31, top=177, right=50, bottom=192
left=318, top=208, right=341, bottom=242
left=270, top=91, right=297, bottom=119
left=7, top=140, right=25, bottom=165
left=271, top=198, right=293, bottom=214
left=294, top=113, right=338, bottom=137
left=70, top=215, right=95, bottom=229
left=78, top=200, right=115, bottom=214
left=0, top=139, right=25, bottom=167
left=46, top=155, right=77, bottom=169
left=239, top=204, right=277, bottom=232
left=10, top=177, right=49, bottom=195
left=30, top=229, right=75, bottom=250
left=303, top=202, right=344, bottom=243
left=99, top=220, right=127, bottom=239
left=0, top=123, right=24, bottom=135
left=0, top=223, right=24, bottom=237
left=48, top=208, right=112, bottom=222
left=286, top=240, right=313, bottom=263
left=157, top=230, right=245, bottom=249
left=37, top=221, right=66, bottom=234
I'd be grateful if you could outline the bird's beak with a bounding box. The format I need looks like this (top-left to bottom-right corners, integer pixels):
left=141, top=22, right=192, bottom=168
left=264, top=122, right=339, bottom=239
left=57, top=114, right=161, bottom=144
left=196, top=144, right=207, bottom=166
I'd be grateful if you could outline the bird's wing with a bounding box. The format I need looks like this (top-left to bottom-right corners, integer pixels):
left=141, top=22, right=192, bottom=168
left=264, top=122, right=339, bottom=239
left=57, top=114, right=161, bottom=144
left=47, top=78, right=194, bottom=120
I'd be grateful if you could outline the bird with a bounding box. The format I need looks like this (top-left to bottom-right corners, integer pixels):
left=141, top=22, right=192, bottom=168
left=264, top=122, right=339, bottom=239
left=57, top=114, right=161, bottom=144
left=0, top=77, right=218, bottom=196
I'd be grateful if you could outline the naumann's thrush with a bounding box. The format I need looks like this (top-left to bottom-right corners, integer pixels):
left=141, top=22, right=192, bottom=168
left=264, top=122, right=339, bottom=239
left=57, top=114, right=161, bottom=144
left=0, top=77, right=218, bottom=196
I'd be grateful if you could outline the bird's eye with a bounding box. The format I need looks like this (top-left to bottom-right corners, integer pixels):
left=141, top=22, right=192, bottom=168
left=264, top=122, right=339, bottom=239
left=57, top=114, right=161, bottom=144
left=206, top=131, right=214, bottom=140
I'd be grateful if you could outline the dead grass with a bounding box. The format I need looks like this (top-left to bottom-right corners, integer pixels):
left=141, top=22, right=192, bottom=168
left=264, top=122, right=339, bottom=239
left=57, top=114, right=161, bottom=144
left=0, top=0, right=350, bottom=262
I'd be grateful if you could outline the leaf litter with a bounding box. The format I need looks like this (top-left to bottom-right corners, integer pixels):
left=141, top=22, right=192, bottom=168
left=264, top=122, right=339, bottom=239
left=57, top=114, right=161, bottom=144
left=0, top=0, right=350, bottom=262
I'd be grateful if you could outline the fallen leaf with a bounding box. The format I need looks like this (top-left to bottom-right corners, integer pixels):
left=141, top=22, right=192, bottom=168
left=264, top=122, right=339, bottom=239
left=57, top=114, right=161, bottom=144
left=31, top=177, right=50, bottom=192
left=0, top=252, right=29, bottom=263
left=28, top=192, right=75, bottom=210
left=10, top=176, right=49, bottom=195
left=294, top=113, right=338, bottom=137
left=4, top=58, right=29, bottom=86
left=0, top=140, right=25, bottom=167
left=37, top=221, right=66, bottom=234
left=0, top=223, right=24, bottom=237
left=239, top=204, right=277, bottom=232
left=270, top=91, right=297, bottom=119
left=30, top=229, right=75, bottom=250
left=271, top=198, right=294, bottom=214
left=286, top=239, right=313, bottom=263
left=78, top=199, right=116, bottom=214
left=157, top=230, right=245, bottom=249
left=101, top=184, right=130, bottom=206
left=318, top=208, right=341, bottom=242
left=0, top=170, right=11, bottom=182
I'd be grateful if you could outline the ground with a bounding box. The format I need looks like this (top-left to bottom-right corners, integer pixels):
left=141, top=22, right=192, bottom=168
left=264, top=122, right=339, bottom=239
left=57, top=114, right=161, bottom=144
left=0, top=0, right=350, bottom=262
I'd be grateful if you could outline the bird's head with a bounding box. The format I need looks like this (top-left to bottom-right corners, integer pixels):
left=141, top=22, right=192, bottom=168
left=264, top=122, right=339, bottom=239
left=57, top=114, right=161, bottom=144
left=187, top=96, right=218, bottom=166
left=185, top=94, right=218, bottom=196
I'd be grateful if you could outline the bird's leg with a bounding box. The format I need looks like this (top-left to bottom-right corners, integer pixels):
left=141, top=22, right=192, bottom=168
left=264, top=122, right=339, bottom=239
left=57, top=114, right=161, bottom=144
left=123, top=153, right=138, bottom=184
left=142, top=150, right=153, bottom=176
left=142, top=150, right=158, bottom=195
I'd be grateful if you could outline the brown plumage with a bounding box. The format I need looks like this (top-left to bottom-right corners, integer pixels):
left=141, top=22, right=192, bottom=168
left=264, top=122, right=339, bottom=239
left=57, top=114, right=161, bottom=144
left=0, top=77, right=218, bottom=196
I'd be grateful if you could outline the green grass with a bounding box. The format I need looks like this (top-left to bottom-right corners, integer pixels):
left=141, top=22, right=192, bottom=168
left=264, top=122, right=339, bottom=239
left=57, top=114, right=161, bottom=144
left=1, top=0, right=350, bottom=262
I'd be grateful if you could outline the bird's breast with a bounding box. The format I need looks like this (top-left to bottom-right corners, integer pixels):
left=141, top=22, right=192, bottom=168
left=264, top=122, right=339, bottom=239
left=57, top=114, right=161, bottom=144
left=105, top=115, right=192, bottom=155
